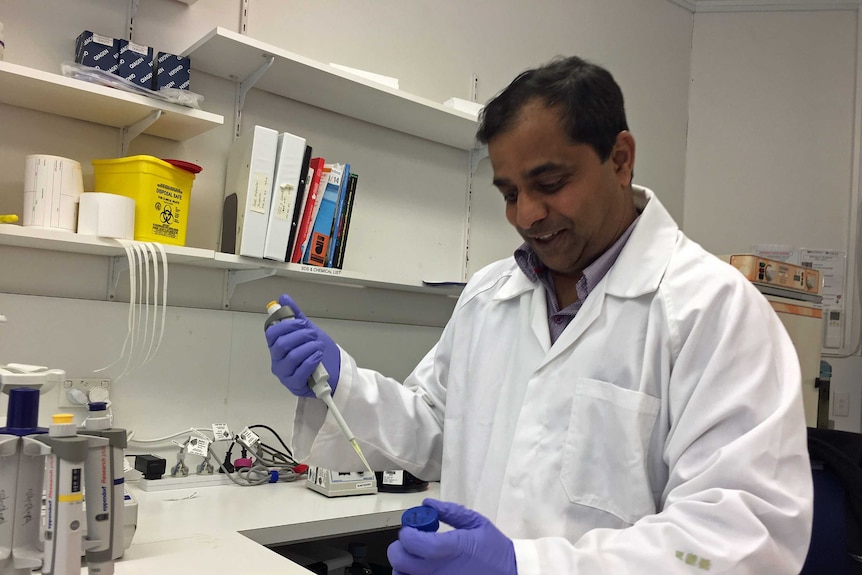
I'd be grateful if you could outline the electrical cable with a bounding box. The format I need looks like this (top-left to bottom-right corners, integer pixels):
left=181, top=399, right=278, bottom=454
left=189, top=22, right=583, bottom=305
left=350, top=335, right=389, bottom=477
left=126, top=427, right=215, bottom=444
left=124, top=425, right=305, bottom=487
left=247, top=424, right=295, bottom=459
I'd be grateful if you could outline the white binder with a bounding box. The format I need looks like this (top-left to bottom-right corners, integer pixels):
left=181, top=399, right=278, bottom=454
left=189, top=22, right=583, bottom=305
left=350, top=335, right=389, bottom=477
left=222, top=125, right=279, bottom=258
left=263, top=132, right=307, bottom=262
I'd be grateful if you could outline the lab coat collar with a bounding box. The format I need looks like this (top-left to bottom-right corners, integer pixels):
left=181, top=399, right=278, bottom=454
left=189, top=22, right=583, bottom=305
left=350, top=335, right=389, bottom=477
left=603, top=186, right=678, bottom=298
left=492, top=186, right=677, bottom=303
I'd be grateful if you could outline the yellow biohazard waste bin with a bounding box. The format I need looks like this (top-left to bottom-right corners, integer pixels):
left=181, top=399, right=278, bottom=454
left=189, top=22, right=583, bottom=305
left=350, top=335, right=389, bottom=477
left=92, top=155, right=196, bottom=246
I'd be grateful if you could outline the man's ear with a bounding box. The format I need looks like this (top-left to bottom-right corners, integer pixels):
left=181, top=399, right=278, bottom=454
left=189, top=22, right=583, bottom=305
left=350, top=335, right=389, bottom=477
left=611, top=131, right=635, bottom=185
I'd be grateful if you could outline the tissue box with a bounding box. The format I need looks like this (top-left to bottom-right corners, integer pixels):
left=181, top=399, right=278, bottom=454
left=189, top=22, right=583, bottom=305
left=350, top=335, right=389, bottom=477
left=117, top=39, right=155, bottom=89
left=75, top=31, right=118, bottom=73
left=154, top=51, right=191, bottom=91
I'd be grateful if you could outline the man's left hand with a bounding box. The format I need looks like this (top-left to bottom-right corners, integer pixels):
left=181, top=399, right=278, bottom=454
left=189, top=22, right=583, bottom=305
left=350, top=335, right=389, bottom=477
left=387, top=498, right=517, bottom=575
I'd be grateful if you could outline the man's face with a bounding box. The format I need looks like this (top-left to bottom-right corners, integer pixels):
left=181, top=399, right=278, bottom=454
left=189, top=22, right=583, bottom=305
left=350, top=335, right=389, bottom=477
left=488, top=101, right=636, bottom=279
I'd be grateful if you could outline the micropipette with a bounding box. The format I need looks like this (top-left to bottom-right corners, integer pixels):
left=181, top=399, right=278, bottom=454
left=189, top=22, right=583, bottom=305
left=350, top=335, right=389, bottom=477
left=265, top=301, right=374, bottom=475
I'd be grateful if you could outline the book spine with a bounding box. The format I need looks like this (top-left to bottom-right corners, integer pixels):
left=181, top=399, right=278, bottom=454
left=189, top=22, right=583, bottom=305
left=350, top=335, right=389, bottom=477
left=333, top=172, right=358, bottom=269
left=326, top=163, right=350, bottom=267
left=303, top=163, right=343, bottom=267
left=301, top=166, right=331, bottom=262
left=285, top=145, right=313, bottom=260
left=290, top=157, right=326, bottom=263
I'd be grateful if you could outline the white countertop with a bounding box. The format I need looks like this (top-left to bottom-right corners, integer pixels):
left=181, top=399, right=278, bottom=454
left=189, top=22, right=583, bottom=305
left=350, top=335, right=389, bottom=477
left=110, top=479, right=438, bottom=574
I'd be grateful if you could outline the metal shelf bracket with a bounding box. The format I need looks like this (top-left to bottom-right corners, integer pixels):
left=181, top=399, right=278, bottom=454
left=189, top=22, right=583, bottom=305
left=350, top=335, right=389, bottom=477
left=234, top=56, right=275, bottom=139
left=222, top=267, right=277, bottom=309
left=107, top=256, right=130, bottom=301
left=121, top=109, right=162, bottom=155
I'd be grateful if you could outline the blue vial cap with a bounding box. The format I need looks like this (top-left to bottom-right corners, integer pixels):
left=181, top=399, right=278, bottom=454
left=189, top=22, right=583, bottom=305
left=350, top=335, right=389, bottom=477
left=88, top=402, right=108, bottom=412
left=0, top=387, right=46, bottom=436
left=401, top=505, right=439, bottom=532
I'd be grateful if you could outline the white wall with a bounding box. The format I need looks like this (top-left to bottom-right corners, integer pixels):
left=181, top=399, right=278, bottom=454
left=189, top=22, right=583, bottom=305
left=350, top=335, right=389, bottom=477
left=685, top=8, right=861, bottom=432
left=0, top=0, right=695, bottom=450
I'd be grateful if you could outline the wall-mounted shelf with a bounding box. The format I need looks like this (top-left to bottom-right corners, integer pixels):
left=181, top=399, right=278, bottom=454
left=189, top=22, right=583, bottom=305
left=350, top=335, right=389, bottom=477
left=0, top=61, right=223, bottom=141
left=0, top=226, right=464, bottom=302
left=181, top=27, right=479, bottom=150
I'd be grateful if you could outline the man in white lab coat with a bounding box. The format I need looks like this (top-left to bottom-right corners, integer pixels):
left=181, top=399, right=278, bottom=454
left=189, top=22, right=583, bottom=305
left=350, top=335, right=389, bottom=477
left=266, top=56, right=813, bottom=574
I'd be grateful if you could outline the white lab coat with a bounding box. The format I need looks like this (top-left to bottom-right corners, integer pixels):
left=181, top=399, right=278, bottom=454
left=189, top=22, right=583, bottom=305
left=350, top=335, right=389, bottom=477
left=292, top=186, right=813, bottom=574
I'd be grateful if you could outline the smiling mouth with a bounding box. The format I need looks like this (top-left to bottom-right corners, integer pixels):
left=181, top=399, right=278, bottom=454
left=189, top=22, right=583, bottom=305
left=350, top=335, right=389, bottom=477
left=531, top=230, right=562, bottom=243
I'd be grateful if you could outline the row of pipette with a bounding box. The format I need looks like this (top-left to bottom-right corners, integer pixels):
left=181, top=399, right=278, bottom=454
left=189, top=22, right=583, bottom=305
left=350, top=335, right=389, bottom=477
left=0, top=384, right=126, bottom=575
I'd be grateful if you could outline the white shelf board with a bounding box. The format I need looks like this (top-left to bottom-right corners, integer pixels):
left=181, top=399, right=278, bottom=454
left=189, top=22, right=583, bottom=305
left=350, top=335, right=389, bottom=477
left=0, top=61, right=223, bottom=141
left=0, top=226, right=463, bottom=297
left=181, top=27, right=479, bottom=150
left=212, top=253, right=463, bottom=296
left=0, top=225, right=214, bottom=263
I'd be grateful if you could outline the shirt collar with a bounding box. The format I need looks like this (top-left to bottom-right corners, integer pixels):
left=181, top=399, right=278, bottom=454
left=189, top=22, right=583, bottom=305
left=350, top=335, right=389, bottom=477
left=514, top=214, right=641, bottom=306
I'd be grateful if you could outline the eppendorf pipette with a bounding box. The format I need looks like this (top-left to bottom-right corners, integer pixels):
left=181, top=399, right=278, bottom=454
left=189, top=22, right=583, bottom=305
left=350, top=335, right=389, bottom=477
left=265, top=301, right=374, bottom=475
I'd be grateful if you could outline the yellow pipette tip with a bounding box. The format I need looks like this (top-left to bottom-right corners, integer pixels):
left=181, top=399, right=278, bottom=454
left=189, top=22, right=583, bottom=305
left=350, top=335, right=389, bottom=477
left=351, top=438, right=374, bottom=476
left=0, top=215, right=19, bottom=224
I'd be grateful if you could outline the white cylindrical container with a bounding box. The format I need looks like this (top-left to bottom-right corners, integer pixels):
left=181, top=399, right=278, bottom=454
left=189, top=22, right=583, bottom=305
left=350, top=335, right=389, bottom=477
left=77, top=192, right=135, bottom=239
left=22, top=155, right=84, bottom=232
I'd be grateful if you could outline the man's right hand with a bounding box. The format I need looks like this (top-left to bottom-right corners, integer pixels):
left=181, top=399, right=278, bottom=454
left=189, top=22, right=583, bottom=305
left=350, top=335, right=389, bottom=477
left=265, top=294, right=341, bottom=397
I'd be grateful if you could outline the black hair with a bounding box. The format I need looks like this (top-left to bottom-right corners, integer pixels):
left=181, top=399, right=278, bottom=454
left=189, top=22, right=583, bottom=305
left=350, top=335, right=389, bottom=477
left=476, top=56, right=628, bottom=161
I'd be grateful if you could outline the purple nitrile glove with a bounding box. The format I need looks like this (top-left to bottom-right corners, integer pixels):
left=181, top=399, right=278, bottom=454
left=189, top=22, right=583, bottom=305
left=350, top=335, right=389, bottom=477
left=388, top=498, right=517, bottom=575
left=265, top=294, right=341, bottom=398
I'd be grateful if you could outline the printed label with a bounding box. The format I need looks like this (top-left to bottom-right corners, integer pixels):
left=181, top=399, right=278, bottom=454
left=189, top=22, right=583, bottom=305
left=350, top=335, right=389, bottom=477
left=239, top=427, right=260, bottom=448
left=92, top=34, right=114, bottom=47
left=382, top=470, right=404, bottom=485
left=275, top=183, right=295, bottom=220
left=127, top=41, right=148, bottom=55
left=308, top=232, right=329, bottom=266
left=187, top=437, right=210, bottom=458
left=212, top=423, right=232, bottom=441
left=251, top=173, right=269, bottom=214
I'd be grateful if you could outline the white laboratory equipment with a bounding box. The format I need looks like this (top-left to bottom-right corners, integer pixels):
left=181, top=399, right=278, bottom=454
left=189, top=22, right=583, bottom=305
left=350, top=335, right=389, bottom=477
left=0, top=364, right=130, bottom=575
left=726, top=254, right=826, bottom=428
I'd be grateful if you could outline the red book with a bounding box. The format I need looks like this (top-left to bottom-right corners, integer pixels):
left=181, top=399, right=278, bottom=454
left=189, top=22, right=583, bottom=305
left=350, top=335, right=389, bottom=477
left=290, top=157, right=326, bottom=263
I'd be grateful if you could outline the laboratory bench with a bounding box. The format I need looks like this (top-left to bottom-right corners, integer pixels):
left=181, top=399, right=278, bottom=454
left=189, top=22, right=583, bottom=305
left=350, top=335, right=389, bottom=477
left=108, top=479, right=439, bottom=574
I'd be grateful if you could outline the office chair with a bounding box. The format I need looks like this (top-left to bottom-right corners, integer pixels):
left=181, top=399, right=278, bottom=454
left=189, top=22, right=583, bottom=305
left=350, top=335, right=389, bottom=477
left=800, top=428, right=862, bottom=575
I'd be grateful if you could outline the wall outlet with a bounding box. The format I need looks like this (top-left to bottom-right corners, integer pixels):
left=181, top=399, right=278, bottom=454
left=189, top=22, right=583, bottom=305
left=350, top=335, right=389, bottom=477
left=59, top=378, right=111, bottom=408
left=833, top=391, right=851, bottom=418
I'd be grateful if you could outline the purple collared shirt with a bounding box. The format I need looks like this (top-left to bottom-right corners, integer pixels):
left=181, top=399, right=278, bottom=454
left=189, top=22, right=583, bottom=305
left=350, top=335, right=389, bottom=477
left=514, top=216, right=640, bottom=344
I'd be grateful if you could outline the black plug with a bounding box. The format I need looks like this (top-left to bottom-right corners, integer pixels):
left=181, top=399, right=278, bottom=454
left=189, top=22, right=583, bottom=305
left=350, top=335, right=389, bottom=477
left=134, top=454, right=167, bottom=480
left=220, top=448, right=235, bottom=473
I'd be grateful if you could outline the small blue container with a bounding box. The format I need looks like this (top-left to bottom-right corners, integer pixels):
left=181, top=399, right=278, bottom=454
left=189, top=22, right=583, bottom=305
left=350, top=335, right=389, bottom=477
left=401, top=505, right=439, bottom=532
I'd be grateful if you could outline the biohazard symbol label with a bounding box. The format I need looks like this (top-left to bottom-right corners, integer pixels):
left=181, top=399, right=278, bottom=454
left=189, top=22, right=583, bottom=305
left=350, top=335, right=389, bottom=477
left=161, top=206, right=174, bottom=225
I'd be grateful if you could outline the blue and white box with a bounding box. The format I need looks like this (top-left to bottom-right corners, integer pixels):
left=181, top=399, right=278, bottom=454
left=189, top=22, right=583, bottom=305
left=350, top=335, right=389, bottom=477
left=75, top=31, right=118, bottom=73
left=117, top=39, right=155, bottom=89
left=155, top=52, right=191, bottom=91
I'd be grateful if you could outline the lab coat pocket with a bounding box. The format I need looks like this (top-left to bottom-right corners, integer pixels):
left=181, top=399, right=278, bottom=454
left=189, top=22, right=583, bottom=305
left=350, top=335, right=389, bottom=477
left=560, top=378, right=660, bottom=524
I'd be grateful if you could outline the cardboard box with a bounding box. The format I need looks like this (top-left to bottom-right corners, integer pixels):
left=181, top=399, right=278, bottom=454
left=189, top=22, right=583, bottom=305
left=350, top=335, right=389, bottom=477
left=117, top=39, right=155, bottom=89
left=75, top=31, right=118, bottom=73
left=155, top=52, right=191, bottom=91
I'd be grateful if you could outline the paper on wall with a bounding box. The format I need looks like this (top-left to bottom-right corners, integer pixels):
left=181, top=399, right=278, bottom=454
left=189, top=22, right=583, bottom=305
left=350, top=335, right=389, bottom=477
left=799, top=249, right=846, bottom=309
left=750, top=243, right=798, bottom=265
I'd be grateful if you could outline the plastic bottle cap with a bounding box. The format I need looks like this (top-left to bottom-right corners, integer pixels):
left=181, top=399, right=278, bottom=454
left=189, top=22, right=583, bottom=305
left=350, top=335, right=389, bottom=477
left=401, top=505, right=439, bottom=532
left=88, top=402, right=108, bottom=412
left=52, top=413, right=74, bottom=424
left=266, top=301, right=280, bottom=314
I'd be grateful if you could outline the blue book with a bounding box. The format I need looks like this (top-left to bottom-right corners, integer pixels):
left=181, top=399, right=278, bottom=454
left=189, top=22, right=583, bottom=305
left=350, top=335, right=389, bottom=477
left=326, top=163, right=350, bottom=267
left=303, top=163, right=344, bottom=266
